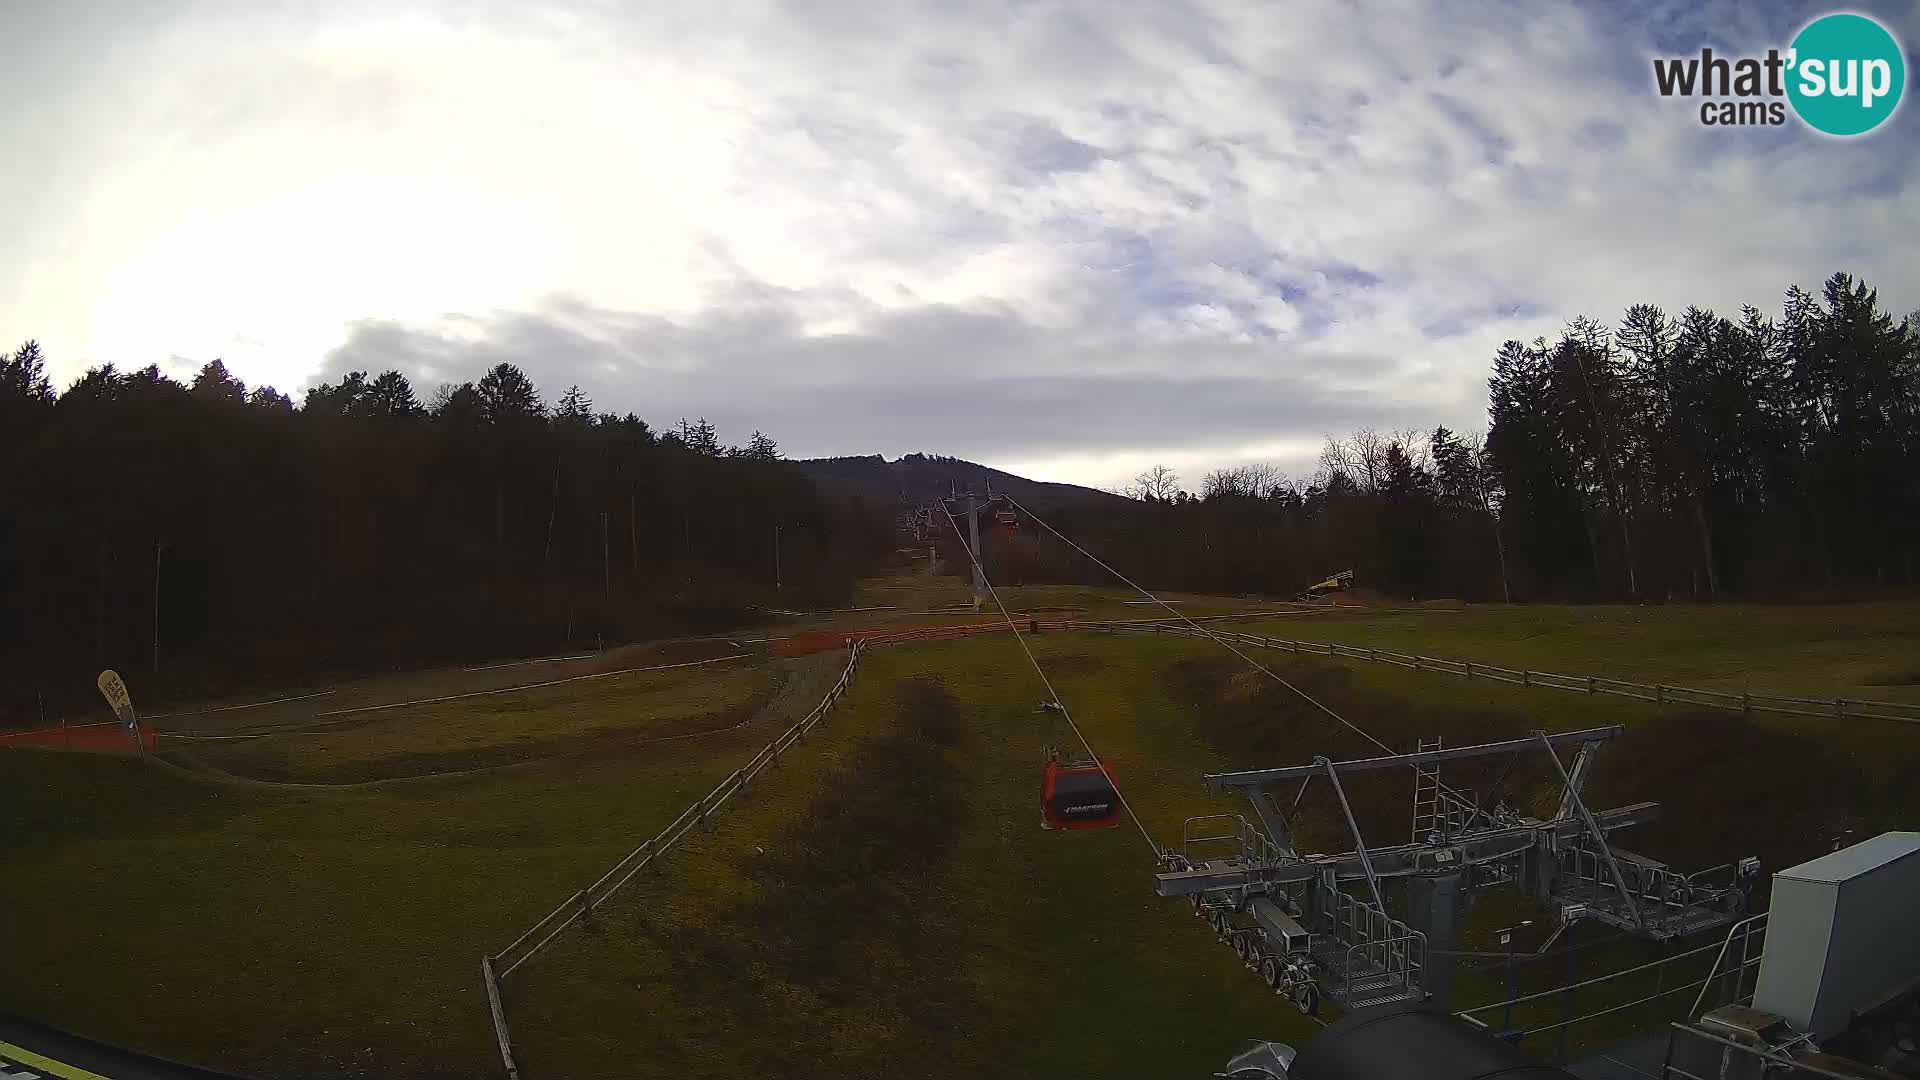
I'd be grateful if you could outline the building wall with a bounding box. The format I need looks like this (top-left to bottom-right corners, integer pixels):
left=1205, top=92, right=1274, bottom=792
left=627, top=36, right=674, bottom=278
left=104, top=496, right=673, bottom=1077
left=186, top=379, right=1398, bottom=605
left=1818, top=847, right=1920, bottom=1037
left=1753, top=835, right=1920, bottom=1040
left=1752, top=877, right=1836, bottom=1033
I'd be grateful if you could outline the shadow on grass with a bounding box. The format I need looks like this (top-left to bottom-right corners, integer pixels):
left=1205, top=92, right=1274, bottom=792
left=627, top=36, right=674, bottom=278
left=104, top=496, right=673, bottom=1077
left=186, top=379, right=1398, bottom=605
left=665, top=675, right=979, bottom=1078
left=1162, top=655, right=1541, bottom=850
left=1588, top=711, right=1870, bottom=875
left=1162, top=654, right=1890, bottom=884
left=1863, top=664, right=1920, bottom=686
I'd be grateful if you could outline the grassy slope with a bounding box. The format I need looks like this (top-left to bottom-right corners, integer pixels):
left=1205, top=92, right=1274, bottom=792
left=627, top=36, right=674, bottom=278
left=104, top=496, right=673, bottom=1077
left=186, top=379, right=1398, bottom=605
left=1237, top=602, right=1920, bottom=702
left=6, top=599, right=1919, bottom=1077
left=178, top=661, right=776, bottom=783
left=0, top=656, right=841, bottom=1079
left=144, top=640, right=746, bottom=736
left=512, top=633, right=1317, bottom=1080
left=1225, top=602, right=1920, bottom=809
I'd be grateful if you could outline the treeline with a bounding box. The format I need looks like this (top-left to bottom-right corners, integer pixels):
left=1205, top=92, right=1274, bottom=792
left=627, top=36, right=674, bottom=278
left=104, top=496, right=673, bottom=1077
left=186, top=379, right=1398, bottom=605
left=0, top=355, right=892, bottom=723
left=1006, top=273, right=1919, bottom=603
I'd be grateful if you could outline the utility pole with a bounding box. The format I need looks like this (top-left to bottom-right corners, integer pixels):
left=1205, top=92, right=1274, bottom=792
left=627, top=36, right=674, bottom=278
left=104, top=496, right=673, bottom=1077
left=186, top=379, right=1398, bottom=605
left=151, top=540, right=163, bottom=674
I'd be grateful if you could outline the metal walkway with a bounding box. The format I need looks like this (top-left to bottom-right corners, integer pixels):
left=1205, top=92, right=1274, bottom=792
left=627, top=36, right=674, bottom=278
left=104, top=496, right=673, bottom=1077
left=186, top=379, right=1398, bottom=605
left=1548, top=842, right=1749, bottom=941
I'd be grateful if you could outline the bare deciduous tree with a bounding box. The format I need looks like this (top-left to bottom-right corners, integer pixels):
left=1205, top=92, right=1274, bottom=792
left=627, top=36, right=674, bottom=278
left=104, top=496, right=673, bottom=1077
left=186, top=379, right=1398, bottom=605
left=1126, top=464, right=1181, bottom=502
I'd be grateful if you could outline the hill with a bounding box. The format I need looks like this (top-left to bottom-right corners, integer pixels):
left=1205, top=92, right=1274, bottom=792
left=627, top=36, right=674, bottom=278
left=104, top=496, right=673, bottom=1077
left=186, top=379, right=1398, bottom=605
left=795, top=452, right=1126, bottom=509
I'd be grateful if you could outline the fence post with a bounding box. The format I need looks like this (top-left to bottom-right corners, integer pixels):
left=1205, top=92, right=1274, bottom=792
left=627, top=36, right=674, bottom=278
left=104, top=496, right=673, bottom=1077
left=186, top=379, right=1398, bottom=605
left=576, top=888, right=594, bottom=926
left=1586, top=676, right=1595, bottom=695
left=1466, top=662, right=1474, bottom=679
left=482, top=956, right=521, bottom=1080
left=1742, top=692, right=1751, bottom=717
left=1522, top=670, right=1531, bottom=687
left=1834, top=698, right=1844, bottom=720
left=1655, top=684, right=1665, bottom=704
left=1371, top=648, right=1380, bottom=664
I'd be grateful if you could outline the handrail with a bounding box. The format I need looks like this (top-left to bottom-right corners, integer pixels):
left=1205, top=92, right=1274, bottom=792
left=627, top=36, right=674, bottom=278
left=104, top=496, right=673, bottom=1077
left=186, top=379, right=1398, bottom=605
left=1689, top=912, right=1769, bottom=1018
left=1457, top=935, right=1728, bottom=1016
left=1342, top=932, right=1426, bottom=1001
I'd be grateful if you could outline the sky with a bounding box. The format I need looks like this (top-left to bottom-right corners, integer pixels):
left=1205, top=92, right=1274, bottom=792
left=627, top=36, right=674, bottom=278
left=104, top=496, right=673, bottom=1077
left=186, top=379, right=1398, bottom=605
left=4, top=0, right=1916, bottom=491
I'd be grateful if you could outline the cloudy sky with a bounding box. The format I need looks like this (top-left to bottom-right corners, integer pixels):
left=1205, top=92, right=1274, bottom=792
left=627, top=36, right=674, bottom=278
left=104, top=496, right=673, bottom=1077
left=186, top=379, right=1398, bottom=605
left=4, top=1, right=1915, bottom=489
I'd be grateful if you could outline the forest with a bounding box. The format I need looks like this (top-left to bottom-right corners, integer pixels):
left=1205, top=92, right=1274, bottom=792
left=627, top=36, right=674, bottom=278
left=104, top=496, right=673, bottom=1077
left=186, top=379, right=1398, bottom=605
left=6, top=271, right=1914, bottom=723
left=0, top=356, right=892, bottom=724
left=994, top=273, right=1919, bottom=604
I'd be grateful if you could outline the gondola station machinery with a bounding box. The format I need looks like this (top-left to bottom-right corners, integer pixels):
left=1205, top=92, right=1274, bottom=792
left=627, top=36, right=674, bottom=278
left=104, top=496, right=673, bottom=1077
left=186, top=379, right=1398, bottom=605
left=1210, top=832, right=1920, bottom=1080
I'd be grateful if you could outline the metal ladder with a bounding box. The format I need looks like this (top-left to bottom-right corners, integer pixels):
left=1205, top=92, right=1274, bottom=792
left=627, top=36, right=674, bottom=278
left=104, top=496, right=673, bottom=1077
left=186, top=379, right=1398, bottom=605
left=1411, top=737, right=1443, bottom=843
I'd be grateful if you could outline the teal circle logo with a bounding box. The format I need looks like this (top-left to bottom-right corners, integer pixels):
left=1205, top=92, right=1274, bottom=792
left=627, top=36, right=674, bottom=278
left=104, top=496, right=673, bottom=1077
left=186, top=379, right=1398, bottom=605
left=1787, top=13, right=1905, bottom=136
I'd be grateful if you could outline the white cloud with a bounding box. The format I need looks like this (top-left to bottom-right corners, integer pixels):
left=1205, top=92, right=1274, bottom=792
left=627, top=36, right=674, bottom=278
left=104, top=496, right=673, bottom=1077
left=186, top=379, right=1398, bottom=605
left=1, top=0, right=1914, bottom=489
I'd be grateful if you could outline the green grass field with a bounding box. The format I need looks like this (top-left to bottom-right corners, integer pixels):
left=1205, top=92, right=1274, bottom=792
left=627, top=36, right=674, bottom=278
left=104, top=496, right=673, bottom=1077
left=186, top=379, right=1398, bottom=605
left=4, top=596, right=1918, bottom=1078
left=0, top=651, right=842, bottom=1079
left=174, top=659, right=777, bottom=783
left=1236, top=602, right=1920, bottom=703
left=509, top=633, right=1296, bottom=1079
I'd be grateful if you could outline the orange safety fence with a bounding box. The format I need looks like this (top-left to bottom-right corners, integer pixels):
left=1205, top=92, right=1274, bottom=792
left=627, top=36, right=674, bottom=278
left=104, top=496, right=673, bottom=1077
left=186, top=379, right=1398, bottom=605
left=0, top=721, right=159, bottom=753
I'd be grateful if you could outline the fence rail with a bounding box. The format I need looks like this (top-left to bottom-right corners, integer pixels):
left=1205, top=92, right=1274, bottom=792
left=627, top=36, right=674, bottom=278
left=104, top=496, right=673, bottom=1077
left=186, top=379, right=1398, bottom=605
left=481, top=639, right=868, bottom=1076
left=1456, top=921, right=1766, bottom=1062
left=1075, top=622, right=1920, bottom=727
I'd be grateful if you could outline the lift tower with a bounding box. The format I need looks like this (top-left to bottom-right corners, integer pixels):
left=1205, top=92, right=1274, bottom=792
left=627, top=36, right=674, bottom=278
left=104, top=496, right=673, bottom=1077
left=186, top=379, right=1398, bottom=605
left=1157, top=726, right=1757, bottom=1013
left=941, top=491, right=1006, bottom=612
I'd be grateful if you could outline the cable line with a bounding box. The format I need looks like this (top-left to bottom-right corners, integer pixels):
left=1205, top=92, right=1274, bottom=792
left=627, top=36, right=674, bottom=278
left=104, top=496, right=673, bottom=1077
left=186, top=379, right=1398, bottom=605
left=943, top=500, right=1161, bottom=857
left=1006, top=495, right=1488, bottom=812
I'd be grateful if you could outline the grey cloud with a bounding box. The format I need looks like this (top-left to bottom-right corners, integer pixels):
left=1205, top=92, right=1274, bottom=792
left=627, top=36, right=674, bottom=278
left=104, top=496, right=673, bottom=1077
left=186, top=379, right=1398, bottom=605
left=320, top=294, right=1441, bottom=466
left=10, top=0, right=1920, bottom=493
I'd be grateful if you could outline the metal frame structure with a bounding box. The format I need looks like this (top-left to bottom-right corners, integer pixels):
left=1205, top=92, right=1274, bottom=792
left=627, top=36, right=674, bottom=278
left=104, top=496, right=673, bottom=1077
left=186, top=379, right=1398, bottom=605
left=1159, top=726, right=1757, bottom=1013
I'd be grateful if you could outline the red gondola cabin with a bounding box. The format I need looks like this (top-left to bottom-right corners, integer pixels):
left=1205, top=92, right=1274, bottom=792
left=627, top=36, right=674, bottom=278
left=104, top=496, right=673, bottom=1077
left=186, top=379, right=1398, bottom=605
left=1040, top=753, right=1121, bottom=830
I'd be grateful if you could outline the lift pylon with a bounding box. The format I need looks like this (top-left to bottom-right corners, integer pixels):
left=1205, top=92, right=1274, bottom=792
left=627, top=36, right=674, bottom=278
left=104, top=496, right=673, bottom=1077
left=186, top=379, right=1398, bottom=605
left=1159, top=726, right=1758, bottom=1013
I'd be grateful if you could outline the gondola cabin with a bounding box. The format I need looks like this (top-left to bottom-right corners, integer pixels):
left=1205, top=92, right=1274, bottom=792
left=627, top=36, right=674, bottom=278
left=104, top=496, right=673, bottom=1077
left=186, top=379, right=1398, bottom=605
left=1041, top=754, right=1122, bottom=830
